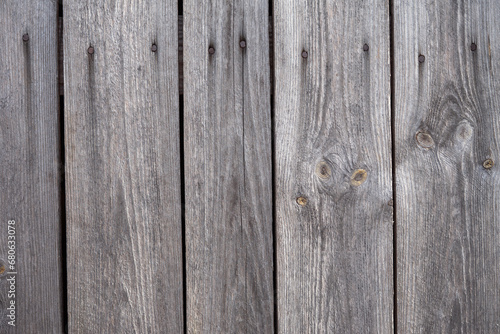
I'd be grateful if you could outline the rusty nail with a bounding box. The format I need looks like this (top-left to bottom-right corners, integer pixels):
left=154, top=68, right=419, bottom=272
left=363, top=44, right=369, bottom=52
left=151, top=44, right=157, bottom=52
left=296, top=196, right=308, bottom=206
left=239, top=40, right=246, bottom=48
left=88, top=46, right=94, bottom=55
left=208, top=46, right=215, bottom=55
left=471, top=43, right=477, bottom=51
left=22, top=34, right=29, bottom=42
left=483, top=159, right=494, bottom=169
left=418, top=54, right=425, bottom=63
left=302, top=50, right=308, bottom=59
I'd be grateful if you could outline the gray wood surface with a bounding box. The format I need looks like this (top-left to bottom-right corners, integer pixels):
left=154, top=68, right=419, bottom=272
left=395, top=1, right=500, bottom=332
left=0, top=0, right=63, bottom=332
left=64, top=1, right=183, bottom=332
left=60, top=15, right=274, bottom=96
left=274, top=0, right=393, bottom=332
left=183, top=0, right=274, bottom=332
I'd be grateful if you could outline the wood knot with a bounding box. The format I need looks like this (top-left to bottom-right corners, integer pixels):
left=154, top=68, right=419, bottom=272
left=315, top=161, right=331, bottom=180
left=351, top=169, right=367, bottom=186
left=296, top=196, right=308, bottom=206
left=456, top=122, right=473, bottom=141
left=483, top=159, right=494, bottom=169
left=416, top=131, right=434, bottom=148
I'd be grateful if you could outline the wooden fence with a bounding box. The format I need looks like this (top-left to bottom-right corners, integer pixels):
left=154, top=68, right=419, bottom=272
left=1, top=0, right=499, bottom=333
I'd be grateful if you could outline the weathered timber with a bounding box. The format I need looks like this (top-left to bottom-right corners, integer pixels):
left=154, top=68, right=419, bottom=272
left=184, top=0, right=274, bottom=332
left=64, top=1, right=183, bottom=332
left=274, top=0, right=393, bottom=332
left=395, top=1, right=500, bottom=332
left=0, top=0, right=63, bottom=332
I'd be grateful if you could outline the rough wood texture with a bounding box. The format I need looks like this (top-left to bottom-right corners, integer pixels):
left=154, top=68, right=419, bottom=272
left=395, top=1, right=500, bottom=332
left=64, top=1, right=183, bottom=332
left=184, top=0, right=274, bottom=332
left=60, top=15, right=273, bottom=96
left=274, top=0, right=393, bottom=332
left=0, top=0, right=63, bottom=332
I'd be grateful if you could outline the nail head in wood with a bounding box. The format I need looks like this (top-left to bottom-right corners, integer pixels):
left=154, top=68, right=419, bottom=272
left=471, top=43, right=477, bottom=51
left=483, top=158, right=494, bottom=169
left=363, top=43, right=369, bottom=52
left=22, top=33, right=29, bottom=42
left=302, top=50, right=308, bottom=59
left=151, top=43, right=157, bottom=52
left=418, top=54, right=425, bottom=63
left=87, top=46, right=94, bottom=55
left=208, top=46, right=215, bottom=55
left=296, top=196, right=308, bottom=206
left=239, top=40, right=246, bottom=48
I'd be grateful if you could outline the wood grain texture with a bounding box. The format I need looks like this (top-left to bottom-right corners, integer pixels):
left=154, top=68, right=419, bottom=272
left=183, top=0, right=274, bottom=332
left=0, top=0, right=63, bottom=332
left=274, top=0, right=393, bottom=332
left=395, top=1, right=500, bottom=332
left=64, top=1, right=183, bottom=332
left=60, top=15, right=273, bottom=96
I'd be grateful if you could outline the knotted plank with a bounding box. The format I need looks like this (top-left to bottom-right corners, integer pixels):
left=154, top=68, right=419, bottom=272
left=274, top=0, right=393, bottom=332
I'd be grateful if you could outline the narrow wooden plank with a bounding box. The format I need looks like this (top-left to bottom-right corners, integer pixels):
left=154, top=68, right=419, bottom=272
left=184, top=1, right=274, bottom=332
left=64, top=1, right=183, bottom=332
left=0, top=0, right=63, bottom=332
left=274, top=0, right=393, bottom=332
left=395, top=1, right=500, bottom=332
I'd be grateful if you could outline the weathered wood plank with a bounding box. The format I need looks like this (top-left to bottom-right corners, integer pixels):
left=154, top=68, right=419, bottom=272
left=395, top=1, right=500, bottom=332
left=274, top=0, right=393, bottom=332
left=64, top=1, right=183, bottom=332
left=60, top=15, right=274, bottom=96
left=184, top=1, right=274, bottom=332
left=0, top=0, right=63, bottom=332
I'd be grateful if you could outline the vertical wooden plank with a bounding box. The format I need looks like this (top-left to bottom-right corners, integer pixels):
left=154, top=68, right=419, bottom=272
left=0, top=0, right=62, bottom=332
left=395, top=1, right=500, bottom=332
left=184, top=0, right=274, bottom=332
left=274, top=0, right=393, bottom=332
left=64, top=1, right=183, bottom=332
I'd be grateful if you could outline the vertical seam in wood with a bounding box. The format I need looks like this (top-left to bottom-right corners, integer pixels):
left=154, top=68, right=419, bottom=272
left=58, top=0, right=68, bottom=331
left=178, top=6, right=187, bottom=334
left=269, top=0, right=278, bottom=333
left=389, top=0, right=397, bottom=333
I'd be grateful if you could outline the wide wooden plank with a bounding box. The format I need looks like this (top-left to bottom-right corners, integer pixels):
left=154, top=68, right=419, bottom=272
left=183, top=1, right=274, bottom=332
left=395, top=1, right=500, bottom=332
left=274, top=0, right=393, bottom=332
left=0, top=0, right=63, bottom=332
left=64, top=1, right=183, bottom=332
